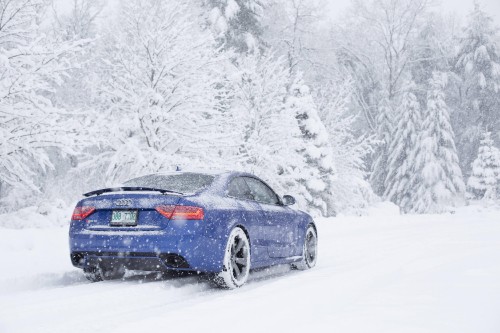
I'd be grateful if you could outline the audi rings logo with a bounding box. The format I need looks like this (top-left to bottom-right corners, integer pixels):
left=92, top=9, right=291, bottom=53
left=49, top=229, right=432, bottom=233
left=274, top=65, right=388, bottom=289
left=114, top=199, right=133, bottom=207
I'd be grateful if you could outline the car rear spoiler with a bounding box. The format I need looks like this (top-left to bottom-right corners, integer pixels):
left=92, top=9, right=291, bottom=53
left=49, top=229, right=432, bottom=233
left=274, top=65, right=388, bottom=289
left=83, top=187, right=184, bottom=197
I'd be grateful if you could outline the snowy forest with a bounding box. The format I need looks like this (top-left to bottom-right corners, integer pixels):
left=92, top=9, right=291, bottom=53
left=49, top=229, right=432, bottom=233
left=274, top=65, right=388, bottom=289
left=1, top=0, right=500, bottom=217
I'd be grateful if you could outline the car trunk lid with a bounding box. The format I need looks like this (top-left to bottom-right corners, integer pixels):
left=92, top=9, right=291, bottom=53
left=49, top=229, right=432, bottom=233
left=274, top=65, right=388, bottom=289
left=78, top=192, right=182, bottom=231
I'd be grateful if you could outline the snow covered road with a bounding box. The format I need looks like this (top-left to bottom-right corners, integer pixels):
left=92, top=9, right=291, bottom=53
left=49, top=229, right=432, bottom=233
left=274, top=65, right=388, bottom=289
left=1, top=207, right=500, bottom=333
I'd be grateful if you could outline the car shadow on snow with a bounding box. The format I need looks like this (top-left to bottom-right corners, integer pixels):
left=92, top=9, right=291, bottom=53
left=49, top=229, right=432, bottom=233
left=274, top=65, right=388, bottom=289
left=123, top=270, right=204, bottom=287
left=1, top=264, right=301, bottom=295
left=247, top=264, right=298, bottom=284
left=120, top=264, right=299, bottom=290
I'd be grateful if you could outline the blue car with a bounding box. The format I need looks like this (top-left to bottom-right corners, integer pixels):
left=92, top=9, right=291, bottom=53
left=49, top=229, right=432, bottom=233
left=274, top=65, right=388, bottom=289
left=69, top=171, right=318, bottom=288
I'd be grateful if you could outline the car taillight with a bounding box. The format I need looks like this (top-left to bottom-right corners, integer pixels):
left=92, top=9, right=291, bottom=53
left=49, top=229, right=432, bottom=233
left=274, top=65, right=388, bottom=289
left=71, top=206, right=96, bottom=220
left=156, top=205, right=204, bottom=220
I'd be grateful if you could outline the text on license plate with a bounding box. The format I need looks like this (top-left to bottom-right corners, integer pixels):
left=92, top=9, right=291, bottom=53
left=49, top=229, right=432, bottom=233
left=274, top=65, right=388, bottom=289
left=111, top=210, right=138, bottom=226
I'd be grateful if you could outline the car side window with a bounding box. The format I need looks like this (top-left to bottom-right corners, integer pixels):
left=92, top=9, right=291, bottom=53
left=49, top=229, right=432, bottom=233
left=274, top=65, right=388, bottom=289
left=243, top=177, right=281, bottom=205
left=227, top=177, right=254, bottom=201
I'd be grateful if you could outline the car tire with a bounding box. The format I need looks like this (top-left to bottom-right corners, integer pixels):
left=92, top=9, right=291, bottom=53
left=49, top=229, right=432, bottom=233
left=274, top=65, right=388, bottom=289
left=84, top=265, right=125, bottom=282
left=83, top=266, right=104, bottom=282
left=102, top=265, right=126, bottom=280
left=292, top=225, right=318, bottom=270
left=213, top=227, right=251, bottom=289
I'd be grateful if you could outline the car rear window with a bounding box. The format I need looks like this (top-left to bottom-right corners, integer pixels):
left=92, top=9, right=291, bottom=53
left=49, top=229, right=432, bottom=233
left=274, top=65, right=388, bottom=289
left=123, top=173, right=215, bottom=194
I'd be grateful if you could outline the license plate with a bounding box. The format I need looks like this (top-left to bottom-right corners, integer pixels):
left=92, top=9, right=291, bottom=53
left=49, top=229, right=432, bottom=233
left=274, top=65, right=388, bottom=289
left=111, top=210, right=138, bottom=226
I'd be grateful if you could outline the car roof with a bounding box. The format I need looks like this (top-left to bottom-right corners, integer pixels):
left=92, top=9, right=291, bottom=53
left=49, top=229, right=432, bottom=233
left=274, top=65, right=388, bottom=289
left=124, top=170, right=262, bottom=189
left=178, top=169, right=230, bottom=175
left=131, top=170, right=228, bottom=177
left=138, top=170, right=258, bottom=178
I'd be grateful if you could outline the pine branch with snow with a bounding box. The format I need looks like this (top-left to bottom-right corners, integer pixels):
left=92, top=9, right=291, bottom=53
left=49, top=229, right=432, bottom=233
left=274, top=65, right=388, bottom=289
left=411, top=72, right=465, bottom=213
left=370, top=98, right=394, bottom=196
left=229, top=52, right=307, bottom=205
left=286, top=77, right=337, bottom=216
left=454, top=3, right=500, bottom=173
left=467, top=132, right=500, bottom=200
left=205, top=0, right=267, bottom=54
left=384, top=89, right=422, bottom=213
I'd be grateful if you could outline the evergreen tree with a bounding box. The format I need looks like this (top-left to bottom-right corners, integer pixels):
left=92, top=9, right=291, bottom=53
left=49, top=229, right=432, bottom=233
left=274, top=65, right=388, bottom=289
left=467, top=132, right=500, bottom=200
left=370, top=98, right=394, bottom=196
left=231, top=55, right=338, bottom=216
left=454, top=3, right=500, bottom=174
left=410, top=14, right=451, bottom=105
left=411, top=72, right=465, bottom=213
left=230, top=52, right=311, bottom=209
left=286, top=78, right=337, bottom=217
left=205, top=0, right=266, bottom=53
left=384, top=90, right=422, bottom=213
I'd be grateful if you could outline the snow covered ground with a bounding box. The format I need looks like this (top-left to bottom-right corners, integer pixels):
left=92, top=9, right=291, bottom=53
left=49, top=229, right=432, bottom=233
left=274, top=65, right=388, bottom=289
left=0, top=205, right=499, bottom=333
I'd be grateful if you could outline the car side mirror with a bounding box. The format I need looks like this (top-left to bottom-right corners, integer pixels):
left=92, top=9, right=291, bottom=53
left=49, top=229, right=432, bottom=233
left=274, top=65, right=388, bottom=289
left=282, top=195, right=296, bottom=206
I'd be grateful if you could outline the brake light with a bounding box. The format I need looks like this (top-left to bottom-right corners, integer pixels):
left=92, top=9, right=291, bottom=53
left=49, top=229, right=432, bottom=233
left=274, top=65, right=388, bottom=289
left=156, top=205, right=204, bottom=220
left=172, top=206, right=205, bottom=220
left=71, top=206, right=96, bottom=220
left=156, top=205, right=176, bottom=219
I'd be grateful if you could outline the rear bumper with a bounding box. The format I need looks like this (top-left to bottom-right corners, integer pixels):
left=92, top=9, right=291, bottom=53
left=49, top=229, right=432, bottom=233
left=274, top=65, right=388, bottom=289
left=71, top=251, right=192, bottom=272
left=69, top=230, right=226, bottom=273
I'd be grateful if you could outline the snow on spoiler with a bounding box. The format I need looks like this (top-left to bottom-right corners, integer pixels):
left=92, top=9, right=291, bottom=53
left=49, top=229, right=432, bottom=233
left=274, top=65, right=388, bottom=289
left=83, top=187, right=184, bottom=197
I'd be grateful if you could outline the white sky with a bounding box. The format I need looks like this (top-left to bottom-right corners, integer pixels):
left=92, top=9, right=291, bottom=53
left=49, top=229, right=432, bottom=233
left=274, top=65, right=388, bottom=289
left=327, top=0, right=500, bottom=22
left=53, top=0, right=500, bottom=28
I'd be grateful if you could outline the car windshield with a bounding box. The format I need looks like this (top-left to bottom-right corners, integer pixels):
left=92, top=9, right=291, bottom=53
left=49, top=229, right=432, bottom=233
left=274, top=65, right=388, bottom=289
left=123, top=173, right=215, bottom=194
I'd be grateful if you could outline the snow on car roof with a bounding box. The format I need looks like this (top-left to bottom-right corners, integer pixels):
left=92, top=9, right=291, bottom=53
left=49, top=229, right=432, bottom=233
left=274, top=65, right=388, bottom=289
left=145, top=169, right=232, bottom=177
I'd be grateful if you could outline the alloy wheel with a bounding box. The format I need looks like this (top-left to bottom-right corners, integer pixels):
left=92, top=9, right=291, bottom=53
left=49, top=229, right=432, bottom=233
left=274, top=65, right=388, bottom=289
left=304, top=228, right=317, bottom=267
left=229, top=234, right=249, bottom=282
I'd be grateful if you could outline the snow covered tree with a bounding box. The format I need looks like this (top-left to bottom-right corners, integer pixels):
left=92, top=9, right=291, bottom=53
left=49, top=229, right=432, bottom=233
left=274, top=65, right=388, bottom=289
left=370, top=98, right=394, bottom=196
left=335, top=0, right=430, bottom=125
left=204, top=0, right=267, bottom=53
left=317, top=79, right=377, bottom=215
left=467, top=132, right=500, bottom=200
left=51, top=0, right=104, bottom=41
left=29, top=0, right=107, bottom=206
left=263, top=0, right=324, bottom=76
left=50, top=0, right=102, bottom=110
left=411, top=72, right=465, bottom=213
left=384, top=90, right=422, bottom=213
left=0, top=0, right=87, bottom=209
left=410, top=13, right=455, bottom=106
left=82, top=0, right=234, bottom=185
left=454, top=3, right=500, bottom=175
left=229, top=52, right=304, bottom=192
left=230, top=52, right=342, bottom=216
left=334, top=0, right=434, bottom=197
left=286, top=78, right=337, bottom=216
